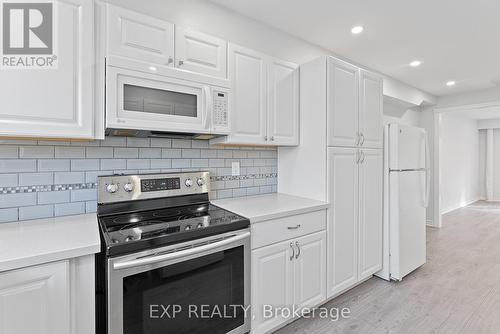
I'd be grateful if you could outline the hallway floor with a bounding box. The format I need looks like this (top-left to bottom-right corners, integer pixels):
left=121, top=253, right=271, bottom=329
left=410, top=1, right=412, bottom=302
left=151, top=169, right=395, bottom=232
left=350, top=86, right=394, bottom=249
left=277, top=201, right=500, bottom=333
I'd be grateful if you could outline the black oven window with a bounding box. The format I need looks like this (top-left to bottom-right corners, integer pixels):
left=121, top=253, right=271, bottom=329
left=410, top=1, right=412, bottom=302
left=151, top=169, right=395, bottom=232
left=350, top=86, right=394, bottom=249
left=123, top=246, right=245, bottom=334
left=123, top=84, right=197, bottom=118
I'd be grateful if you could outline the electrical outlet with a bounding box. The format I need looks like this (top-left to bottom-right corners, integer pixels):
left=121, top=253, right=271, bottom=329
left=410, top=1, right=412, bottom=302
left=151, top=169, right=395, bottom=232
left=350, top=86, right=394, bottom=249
left=231, top=162, right=240, bottom=176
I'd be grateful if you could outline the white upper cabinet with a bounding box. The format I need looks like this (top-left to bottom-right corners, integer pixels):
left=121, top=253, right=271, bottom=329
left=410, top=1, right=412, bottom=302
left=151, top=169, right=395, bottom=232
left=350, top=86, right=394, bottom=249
left=359, top=69, right=383, bottom=148
left=327, top=57, right=383, bottom=149
left=0, top=0, right=95, bottom=139
left=107, top=5, right=174, bottom=66
left=358, top=149, right=383, bottom=280
left=327, top=58, right=359, bottom=147
left=212, top=43, right=299, bottom=146
left=225, top=44, right=267, bottom=145
left=267, top=58, right=299, bottom=145
left=175, top=27, right=227, bottom=78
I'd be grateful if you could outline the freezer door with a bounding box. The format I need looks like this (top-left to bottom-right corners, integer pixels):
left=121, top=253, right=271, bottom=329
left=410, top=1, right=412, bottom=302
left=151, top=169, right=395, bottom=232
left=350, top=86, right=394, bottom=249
left=388, top=123, right=426, bottom=170
left=389, top=170, right=426, bottom=280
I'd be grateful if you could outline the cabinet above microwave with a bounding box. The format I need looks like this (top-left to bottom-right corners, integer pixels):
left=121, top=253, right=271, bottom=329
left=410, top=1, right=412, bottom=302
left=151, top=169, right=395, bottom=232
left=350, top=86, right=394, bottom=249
left=105, top=57, right=231, bottom=138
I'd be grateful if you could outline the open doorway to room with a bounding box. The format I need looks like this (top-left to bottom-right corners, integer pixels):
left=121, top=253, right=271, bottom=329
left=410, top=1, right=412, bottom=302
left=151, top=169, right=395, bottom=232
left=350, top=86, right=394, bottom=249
left=435, top=101, right=500, bottom=226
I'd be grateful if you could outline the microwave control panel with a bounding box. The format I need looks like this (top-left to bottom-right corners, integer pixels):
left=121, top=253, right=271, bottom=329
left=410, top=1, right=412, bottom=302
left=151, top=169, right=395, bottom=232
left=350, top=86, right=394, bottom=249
left=213, top=91, right=228, bottom=126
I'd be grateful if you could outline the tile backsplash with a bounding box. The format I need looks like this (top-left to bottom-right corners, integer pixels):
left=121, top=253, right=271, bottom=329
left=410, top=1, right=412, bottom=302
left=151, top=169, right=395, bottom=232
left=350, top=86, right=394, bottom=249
left=0, top=137, right=277, bottom=223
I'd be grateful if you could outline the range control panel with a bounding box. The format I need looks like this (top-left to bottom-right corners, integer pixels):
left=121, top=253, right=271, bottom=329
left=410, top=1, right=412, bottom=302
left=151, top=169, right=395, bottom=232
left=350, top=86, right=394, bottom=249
left=213, top=90, right=228, bottom=126
left=98, top=171, right=209, bottom=204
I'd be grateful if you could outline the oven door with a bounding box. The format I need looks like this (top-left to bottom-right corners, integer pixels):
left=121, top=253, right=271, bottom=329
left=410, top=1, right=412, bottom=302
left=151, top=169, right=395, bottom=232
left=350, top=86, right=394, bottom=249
left=108, top=229, right=250, bottom=334
left=106, top=66, right=212, bottom=134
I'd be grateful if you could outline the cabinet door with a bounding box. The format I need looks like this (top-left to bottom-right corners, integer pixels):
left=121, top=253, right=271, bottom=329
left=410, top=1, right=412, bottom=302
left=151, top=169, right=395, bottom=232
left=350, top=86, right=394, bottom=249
left=227, top=44, right=267, bottom=145
left=359, top=70, right=383, bottom=148
left=327, top=57, right=359, bottom=147
left=267, top=58, right=299, bottom=146
left=294, top=231, right=326, bottom=310
left=0, top=0, right=94, bottom=139
left=107, top=5, right=174, bottom=66
left=175, top=27, right=227, bottom=78
left=327, top=147, right=359, bottom=298
left=252, top=240, right=294, bottom=334
left=0, top=261, right=70, bottom=334
left=358, top=149, right=383, bottom=280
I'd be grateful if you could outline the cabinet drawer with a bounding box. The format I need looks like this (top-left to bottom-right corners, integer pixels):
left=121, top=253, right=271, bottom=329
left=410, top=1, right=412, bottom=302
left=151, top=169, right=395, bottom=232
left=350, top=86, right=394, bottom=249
left=251, top=210, right=326, bottom=249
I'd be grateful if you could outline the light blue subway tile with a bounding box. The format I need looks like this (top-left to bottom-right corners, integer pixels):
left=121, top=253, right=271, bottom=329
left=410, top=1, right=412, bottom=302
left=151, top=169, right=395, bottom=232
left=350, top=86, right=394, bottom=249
left=19, top=205, right=53, bottom=220
left=150, top=159, right=171, bottom=169
left=171, top=139, right=192, bottom=148
left=150, top=138, right=172, bottom=148
left=260, top=166, right=276, bottom=174
left=54, top=172, right=85, bottom=184
left=126, top=137, right=150, bottom=147
left=172, top=159, right=191, bottom=168
left=232, top=151, right=247, bottom=159
left=225, top=180, right=240, bottom=189
left=192, top=140, right=209, bottom=148
left=37, top=140, right=70, bottom=146
left=86, top=201, right=97, bottom=213
left=140, top=169, right=160, bottom=174
left=240, top=159, right=254, bottom=167
left=265, top=159, right=277, bottom=166
left=0, top=160, right=36, bottom=173
left=217, top=168, right=233, bottom=176
left=240, top=179, right=254, bottom=187
left=0, top=174, right=18, bottom=187
left=114, top=169, right=137, bottom=175
left=200, top=149, right=217, bottom=158
left=85, top=171, right=112, bottom=183
left=246, top=150, right=260, bottom=158
left=254, top=159, right=266, bottom=167
left=114, top=148, right=138, bottom=158
left=71, top=159, right=99, bottom=171
left=217, top=150, right=233, bottom=158
left=225, top=159, right=240, bottom=167
left=127, top=159, right=150, bottom=169
left=210, top=181, right=224, bottom=190
left=246, top=187, right=260, bottom=196
left=191, top=159, right=208, bottom=168
left=232, top=188, right=247, bottom=198
left=266, top=177, right=277, bottom=185
left=259, top=185, right=273, bottom=194
left=162, top=149, right=181, bottom=158
left=208, top=191, right=217, bottom=201
left=100, top=159, right=126, bottom=170
left=209, top=159, right=225, bottom=168
left=19, top=146, right=54, bottom=158
left=0, top=208, right=18, bottom=223
left=70, top=140, right=100, bottom=147
left=38, top=191, right=70, bottom=204
left=254, top=178, right=267, bottom=186
left=71, top=189, right=97, bottom=202
left=246, top=167, right=260, bottom=174
left=55, top=147, right=85, bottom=158
left=0, top=139, right=37, bottom=145
left=55, top=202, right=85, bottom=217
left=19, top=172, right=53, bottom=186
left=0, top=146, right=19, bottom=158
left=38, top=159, right=70, bottom=172
left=260, top=150, right=276, bottom=158
left=101, top=136, right=126, bottom=147
left=271, top=185, right=277, bottom=192
left=86, top=147, right=113, bottom=158
left=139, top=148, right=161, bottom=159
left=182, top=149, right=201, bottom=158
left=217, top=189, right=233, bottom=199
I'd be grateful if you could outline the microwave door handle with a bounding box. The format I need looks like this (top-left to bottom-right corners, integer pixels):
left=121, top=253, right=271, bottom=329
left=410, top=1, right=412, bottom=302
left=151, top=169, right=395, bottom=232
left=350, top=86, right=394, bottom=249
left=203, top=86, right=212, bottom=130
left=113, top=232, right=250, bottom=270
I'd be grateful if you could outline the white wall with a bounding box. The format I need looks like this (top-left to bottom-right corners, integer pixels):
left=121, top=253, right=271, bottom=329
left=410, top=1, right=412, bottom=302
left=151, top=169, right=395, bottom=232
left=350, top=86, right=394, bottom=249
left=439, top=113, right=479, bottom=213
left=478, top=129, right=487, bottom=199
left=383, top=108, right=422, bottom=127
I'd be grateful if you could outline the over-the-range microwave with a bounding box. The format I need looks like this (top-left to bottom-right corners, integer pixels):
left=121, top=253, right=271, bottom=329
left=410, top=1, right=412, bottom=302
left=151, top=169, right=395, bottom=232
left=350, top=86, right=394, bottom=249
left=105, top=56, right=231, bottom=139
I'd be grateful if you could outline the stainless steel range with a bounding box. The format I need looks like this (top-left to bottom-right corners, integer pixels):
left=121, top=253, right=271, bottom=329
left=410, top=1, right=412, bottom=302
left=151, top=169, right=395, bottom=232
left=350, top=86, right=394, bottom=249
left=95, top=172, right=250, bottom=334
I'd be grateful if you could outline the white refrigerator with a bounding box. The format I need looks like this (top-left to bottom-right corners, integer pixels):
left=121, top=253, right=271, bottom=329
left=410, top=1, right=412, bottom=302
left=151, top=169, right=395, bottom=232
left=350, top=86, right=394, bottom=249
left=376, top=123, right=430, bottom=281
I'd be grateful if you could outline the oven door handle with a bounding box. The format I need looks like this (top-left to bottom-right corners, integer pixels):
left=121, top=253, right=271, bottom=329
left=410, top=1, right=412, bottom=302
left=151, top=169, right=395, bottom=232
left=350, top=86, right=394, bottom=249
left=113, top=231, right=250, bottom=270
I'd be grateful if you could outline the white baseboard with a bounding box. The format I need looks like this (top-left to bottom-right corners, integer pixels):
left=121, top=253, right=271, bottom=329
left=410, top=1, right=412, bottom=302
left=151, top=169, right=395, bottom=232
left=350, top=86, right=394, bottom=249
left=440, top=198, right=480, bottom=215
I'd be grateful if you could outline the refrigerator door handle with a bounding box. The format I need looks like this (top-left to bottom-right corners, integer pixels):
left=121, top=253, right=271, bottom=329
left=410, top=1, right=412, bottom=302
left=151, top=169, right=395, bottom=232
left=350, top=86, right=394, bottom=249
left=423, top=132, right=430, bottom=208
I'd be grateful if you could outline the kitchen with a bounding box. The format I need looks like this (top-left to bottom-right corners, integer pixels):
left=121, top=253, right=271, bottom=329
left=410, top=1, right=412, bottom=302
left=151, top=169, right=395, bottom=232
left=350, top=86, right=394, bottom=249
left=1, top=0, right=500, bottom=333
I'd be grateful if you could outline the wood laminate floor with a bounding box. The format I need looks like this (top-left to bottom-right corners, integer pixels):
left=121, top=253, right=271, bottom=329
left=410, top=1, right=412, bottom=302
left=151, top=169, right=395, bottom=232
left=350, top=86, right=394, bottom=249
left=277, top=201, right=500, bottom=334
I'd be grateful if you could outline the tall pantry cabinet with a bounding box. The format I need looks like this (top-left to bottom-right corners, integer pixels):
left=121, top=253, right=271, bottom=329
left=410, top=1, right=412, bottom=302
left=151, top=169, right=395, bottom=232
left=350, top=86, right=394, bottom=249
left=278, top=56, right=383, bottom=300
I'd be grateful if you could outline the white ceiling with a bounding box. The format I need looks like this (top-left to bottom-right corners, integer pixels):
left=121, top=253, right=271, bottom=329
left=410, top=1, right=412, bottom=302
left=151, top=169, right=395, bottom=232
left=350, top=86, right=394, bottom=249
left=210, top=0, right=500, bottom=97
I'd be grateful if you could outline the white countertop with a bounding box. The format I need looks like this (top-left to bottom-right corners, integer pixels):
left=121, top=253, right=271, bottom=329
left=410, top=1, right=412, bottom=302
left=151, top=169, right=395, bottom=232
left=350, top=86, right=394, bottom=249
left=0, top=213, right=100, bottom=272
left=213, top=193, right=329, bottom=223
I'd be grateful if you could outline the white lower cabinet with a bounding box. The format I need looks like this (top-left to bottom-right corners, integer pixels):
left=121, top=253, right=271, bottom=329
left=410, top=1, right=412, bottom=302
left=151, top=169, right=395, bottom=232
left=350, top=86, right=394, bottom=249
left=251, top=211, right=327, bottom=334
left=327, top=147, right=383, bottom=298
left=0, top=255, right=95, bottom=334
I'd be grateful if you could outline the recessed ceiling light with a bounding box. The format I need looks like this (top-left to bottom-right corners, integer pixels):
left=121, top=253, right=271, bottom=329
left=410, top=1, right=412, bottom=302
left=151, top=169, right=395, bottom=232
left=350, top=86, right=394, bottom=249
left=446, top=81, right=456, bottom=86
left=148, top=66, right=157, bottom=71
left=409, top=60, right=421, bottom=67
left=351, top=26, right=364, bottom=34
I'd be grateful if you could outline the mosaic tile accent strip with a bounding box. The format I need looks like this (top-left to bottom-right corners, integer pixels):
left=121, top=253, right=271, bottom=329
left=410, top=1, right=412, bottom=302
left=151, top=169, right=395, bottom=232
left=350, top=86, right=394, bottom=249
left=0, top=137, right=278, bottom=223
